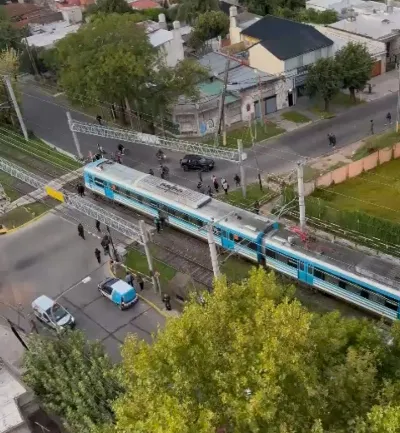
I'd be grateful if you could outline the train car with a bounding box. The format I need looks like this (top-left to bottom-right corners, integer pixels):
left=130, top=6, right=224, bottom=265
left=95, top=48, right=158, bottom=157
left=83, top=159, right=277, bottom=262
left=83, top=159, right=400, bottom=321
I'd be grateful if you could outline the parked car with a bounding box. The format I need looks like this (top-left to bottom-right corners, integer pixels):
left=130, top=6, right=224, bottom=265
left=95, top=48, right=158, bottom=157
left=98, top=277, right=138, bottom=310
left=32, top=295, right=75, bottom=331
left=180, top=154, right=215, bottom=172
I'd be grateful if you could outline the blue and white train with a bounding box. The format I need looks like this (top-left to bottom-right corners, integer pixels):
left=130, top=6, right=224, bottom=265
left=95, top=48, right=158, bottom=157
left=84, top=159, right=400, bottom=321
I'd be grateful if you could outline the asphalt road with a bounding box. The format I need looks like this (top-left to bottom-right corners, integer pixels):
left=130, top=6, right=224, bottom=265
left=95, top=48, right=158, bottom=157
left=0, top=209, right=166, bottom=362
left=20, top=82, right=396, bottom=188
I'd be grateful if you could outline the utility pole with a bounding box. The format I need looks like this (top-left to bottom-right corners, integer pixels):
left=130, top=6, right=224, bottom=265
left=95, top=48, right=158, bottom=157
left=297, top=162, right=306, bottom=231
left=207, top=225, right=220, bottom=278
left=66, top=112, right=83, bottom=159
left=214, top=57, right=230, bottom=147
left=397, top=62, right=400, bottom=133
left=255, top=70, right=263, bottom=139
left=4, top=76, right=28, bottom=141
left=139, top=220, right=160, bottom=294
left=106, top=225, right=119, bottom=262
left=237, top=139, right=246, bottom=198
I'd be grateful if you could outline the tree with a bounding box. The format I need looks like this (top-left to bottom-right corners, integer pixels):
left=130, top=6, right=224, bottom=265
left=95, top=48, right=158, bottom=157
left=23, top=331, right=121, bottom=433
left=110, top=267, right=390, bottom=433
left=85, top=0, right=133, bottom=16
left=306, top=57, right=341, bottom=111
left=0, top=10, right=22, bottom=52
left=275, top=7, right=338, bottom=24
left=335, top=42, right=373, bottom=102
left=0, top=48, right=20, bottom=126
left=48, top=13, right=158, bottom=116
left=176, top=0, right=219, bottom=24
left=188, top=10, right=229, bottom=49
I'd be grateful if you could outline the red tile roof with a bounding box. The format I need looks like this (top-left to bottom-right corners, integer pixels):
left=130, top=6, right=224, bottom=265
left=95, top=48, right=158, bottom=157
left=129, top=0, right=161, bottom=10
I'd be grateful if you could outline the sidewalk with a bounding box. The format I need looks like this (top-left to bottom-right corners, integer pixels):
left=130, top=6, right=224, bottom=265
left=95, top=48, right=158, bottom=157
left=6, top=167, right=84, bottom=211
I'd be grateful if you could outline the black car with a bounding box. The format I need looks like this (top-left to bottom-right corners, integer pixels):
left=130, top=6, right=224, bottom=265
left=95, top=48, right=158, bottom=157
left=180, top=154, right=215, bottom=172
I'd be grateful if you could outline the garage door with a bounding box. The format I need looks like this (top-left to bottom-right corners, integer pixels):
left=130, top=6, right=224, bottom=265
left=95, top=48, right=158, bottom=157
left=265, top=96, right=277, bottom=114
left=371, top=61, right=381, bottom=77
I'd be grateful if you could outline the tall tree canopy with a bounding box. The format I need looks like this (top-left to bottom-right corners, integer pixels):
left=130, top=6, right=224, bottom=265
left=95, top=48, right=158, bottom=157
left=23, top=331, right=121, bottom=433
left=335, top=42, right=373, bottom=102
left=188, top=10, right=229, bottom=49
left=106, top=267, right=400, bottom=433
left=306, top=57, right=341, bottom=111
left=0, top=9, right=22, bottom=52
left=176, top=0, right=219, bottom=24
left=85, top=0, right=133, bottom=15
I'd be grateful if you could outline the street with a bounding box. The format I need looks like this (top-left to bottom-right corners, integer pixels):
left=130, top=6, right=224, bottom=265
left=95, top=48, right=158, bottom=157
left=0, top=208, right=166, bottom=362
left=20, top=82, right=397, bottom=187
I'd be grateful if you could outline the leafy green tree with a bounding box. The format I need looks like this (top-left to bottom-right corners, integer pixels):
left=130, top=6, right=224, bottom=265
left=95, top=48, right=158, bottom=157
left=48, top=13, right=158, bottom=115
left=306, top=57, right=341, bottom=111
left=0, top=48, right=20, bottom=126
left=335, top=42, right=373, bottom=102
left=110, top=267, right=390, bottom=433
left=0, top=10, right=22, bottom=51
left=188, top=10, right=229, bottom=49
left=176, top=0, right=219, bottom=24
left=85, top=0, right=133, bottom=15
left=23, top=331, right=121, bottom=433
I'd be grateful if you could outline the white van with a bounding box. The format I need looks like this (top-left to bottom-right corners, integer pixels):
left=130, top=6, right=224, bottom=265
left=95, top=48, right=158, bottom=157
left=32, top=295, right=76, bottom=331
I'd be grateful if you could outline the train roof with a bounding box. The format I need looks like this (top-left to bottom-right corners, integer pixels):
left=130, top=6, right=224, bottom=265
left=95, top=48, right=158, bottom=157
left=269, top=227, right=400, bottom=294
left=85, top=160, right=276, bottom=237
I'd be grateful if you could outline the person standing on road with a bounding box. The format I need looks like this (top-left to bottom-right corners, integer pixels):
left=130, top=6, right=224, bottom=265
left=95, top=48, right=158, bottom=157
left=155, top=217, right=161, bottom=233
left=96, top=220, right=101, bottom=232
left=221, top=178, right=229, bottom=195
left=125, top=271, right=134, bottom=287
left=254, top=200, right=260, bottom=215
left=94, top=248, right=101, bottom=264
left=386, top=112, right=392, bottom=125
left=207, top=185, right=213, bottom=197
left=370, top=119, right=374, bottom=135
left=96, top=115, right=102, bottom=125
left=101, top=235, right=110, bottom=255
left=331, top=134, right=336, bottom=149
left=212, top=175, right=219, bottom=193
left=234, top=174, right=241, bottom=187
left=78, top=223, right=85, bottom=240
left=76, top=183, right=85, bottom=197
left=137, top=275, right=144, bottom=291
left=198, top=170, right=203, bottom=182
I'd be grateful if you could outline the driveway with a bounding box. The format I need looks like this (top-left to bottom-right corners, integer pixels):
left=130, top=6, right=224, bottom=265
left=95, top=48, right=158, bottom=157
left=0, top=209, right=166, bottom=362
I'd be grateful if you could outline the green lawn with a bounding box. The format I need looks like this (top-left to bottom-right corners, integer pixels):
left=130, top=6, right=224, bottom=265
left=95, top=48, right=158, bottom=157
left=330, top=92, right=364, bottom=107
left=0, top=201, right=51, bottom=229
left=281, top=111, right=310, bottom=123
left=205, top=121, right=285, bottom=149
left=310, top=106, right=336, bottom=119
left=125, top=247, right=177, bottom=287
left=0, top=126, right=82, bottom=174
left=221, top=256, right=253, bottom=283
left=0, top=172, right=23, bottom=201
left=218, top=183, right=275, bottom=211
left=352, top=131, right=400, bottom=161
left=311, top=157, right=400, bottom=223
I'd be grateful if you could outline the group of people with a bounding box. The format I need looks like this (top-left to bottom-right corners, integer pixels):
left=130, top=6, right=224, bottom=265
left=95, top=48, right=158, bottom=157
left=197, top=174, right=241, bottom=196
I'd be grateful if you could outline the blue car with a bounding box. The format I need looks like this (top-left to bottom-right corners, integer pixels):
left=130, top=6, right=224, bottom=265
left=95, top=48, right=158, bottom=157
left=98, top=277, right=138, bottom=310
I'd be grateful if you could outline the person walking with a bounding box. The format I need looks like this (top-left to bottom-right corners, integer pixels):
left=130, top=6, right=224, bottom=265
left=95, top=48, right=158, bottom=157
left=155, top=217, right=161, bottom=233
left=331, top=134, right=336, bottom=149
left=386, top=112, right=392, bottom=125
left=221, top=178, right=229, bottom=195
left=370, top=119, right=374, bottom=135
left=254, top=200, right=260, bottom=215
left=137, top=275, right=144, bottom=291
left=327, top=133, right=333, bottom=146
left=78, top=223, right=85, bottom=240
left=212, top=175, right=219, bottom=193
left=149, top=168, right=154, bottom=175
left=125, top=271, right=134, bottom=287
left=95, top=220, right=101, bottom=232
left=94, top=248, right=101, bottom=264
left=101, top=235, right=110, bottom=255
left=234, top=174, right=241, bottom=187
left=207, top=185, right=213, bottom=197
left=76, top=183, right=85, bottom=197
left=96, top=115, right=102, bottom=125
left=198, top=170, right=203, bottom=182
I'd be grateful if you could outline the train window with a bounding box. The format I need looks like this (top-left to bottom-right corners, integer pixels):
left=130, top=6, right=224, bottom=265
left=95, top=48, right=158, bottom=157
left=308, top=266, right=313, bottom=274
left=314, top=268, right=325, bottom=280
left=287, top=258, right=298, bottom=268
left=361, top=290, right=369, bottom=299
left=213, top=227, right=221, bottom=237
left=275, top=253, right=287, bottom=264
left=385, top=299, right=398, bottom=311
left=94, top=177, right=104, bottom=187
left=265, top=248, right=276, bottom=259
left=299, top=262, right=304, bottom=271
left=326, top=274, right=338, bottom=286
left=229, top=233, right=234, bottom=241
left=248, top=242, right=257, bottom=251
left=338, top=279, right=347, bottom=289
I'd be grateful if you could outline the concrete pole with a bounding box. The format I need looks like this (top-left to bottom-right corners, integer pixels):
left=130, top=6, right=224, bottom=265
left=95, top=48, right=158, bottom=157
left=66, top=111, right=83, bottom=159
left=4, top=76, right=28, bottom=141
left=207, top=224, right=220, bottom=279
left=237, top=139, right=246, bottom=198
left=297, top=162, right=306, bottom=231
left=139, top=220, right=159, bottom=294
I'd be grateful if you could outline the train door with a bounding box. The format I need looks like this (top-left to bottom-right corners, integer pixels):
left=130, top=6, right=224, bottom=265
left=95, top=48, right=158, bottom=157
left=221, top=230, right=234, bottom=250
left=104, top=182, right=115, bottom=199
left=298, top=261, right=307, bottom=283
left=85, top=173, right=94, bottom=189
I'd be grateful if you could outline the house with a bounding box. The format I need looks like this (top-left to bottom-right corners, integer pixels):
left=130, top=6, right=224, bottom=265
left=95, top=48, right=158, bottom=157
left=229, top=8, right=334, bottom=105
left=2, top=3, right=62, bottom=29
left=314, top=25, right=387, bottom=75
left=219, top=0, right=244, bottom=16
left=140, top=17, right=184, bottom=67
left=229, top=9, right=262, bottom=44
left=129, top=0, right=162, bottom=10
left=54, top=0, right=96, bottom=11
left=328, top=7, right=400, bottom=68
left=306, top=0, right=387, bottom=15
left=25, top=20, right=81, bottom=49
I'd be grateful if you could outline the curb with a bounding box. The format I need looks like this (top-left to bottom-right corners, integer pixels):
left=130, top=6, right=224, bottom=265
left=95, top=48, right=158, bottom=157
left=5, top=209, right=52, bottom=235
left=108, top=261, right=171, bottom=319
